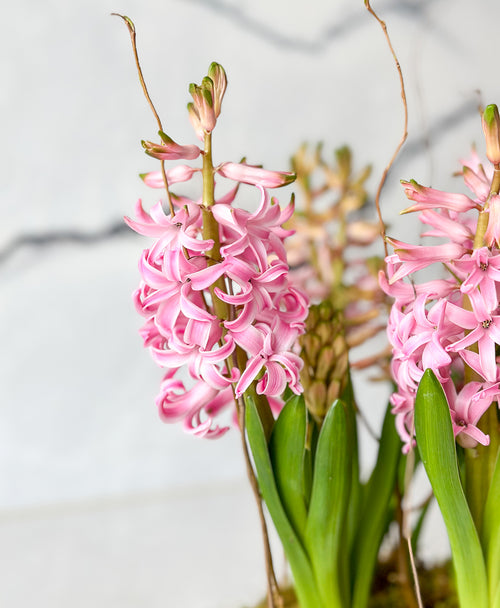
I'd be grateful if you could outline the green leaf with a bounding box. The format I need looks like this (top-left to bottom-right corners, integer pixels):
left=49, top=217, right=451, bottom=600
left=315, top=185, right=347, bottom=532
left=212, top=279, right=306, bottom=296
left=269, top=395, right=308, bottom=543
left=482, top=448, right=500, bottom=605
left=415, top=369, right=488, bottom=608
left=344, top=396, right=361, bottom=558
left=303, top=412, right=320, bottom=510
left=245, top=397, right=323, bottom=608
left=351, top=400, right=401, bottom=608
left=305, top=399, right=352, bottom=608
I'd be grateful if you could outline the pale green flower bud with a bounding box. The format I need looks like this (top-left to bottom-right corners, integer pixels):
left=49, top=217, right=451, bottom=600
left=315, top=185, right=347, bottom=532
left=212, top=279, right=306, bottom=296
left=299, top=302, right=350, bottom=423
left=482, top=104, right=500, bottom=165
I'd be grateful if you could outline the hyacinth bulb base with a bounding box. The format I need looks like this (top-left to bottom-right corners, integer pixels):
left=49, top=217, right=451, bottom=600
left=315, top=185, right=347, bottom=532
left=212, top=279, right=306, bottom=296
left=248, top=559, right=457, bottom=608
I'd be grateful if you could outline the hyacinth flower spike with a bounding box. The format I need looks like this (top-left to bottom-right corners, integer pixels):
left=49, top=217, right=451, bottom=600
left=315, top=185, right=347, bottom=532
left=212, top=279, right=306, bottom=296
left=382, top=104, right=500, bottom=608
left=115, top=25, right=321, bottom=604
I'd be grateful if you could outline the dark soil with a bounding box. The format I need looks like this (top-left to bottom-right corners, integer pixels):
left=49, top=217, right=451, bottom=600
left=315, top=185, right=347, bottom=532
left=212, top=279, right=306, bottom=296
left=249, top=559, right=457, bottom=607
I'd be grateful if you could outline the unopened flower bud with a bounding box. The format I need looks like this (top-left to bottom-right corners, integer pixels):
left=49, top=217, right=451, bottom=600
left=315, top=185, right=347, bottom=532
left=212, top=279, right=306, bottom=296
left=335, top=146, right=352, bottom=184
left=485, top=195, right=500, bottom=247
left=187, top=102, right=205, bottom=141
left=140, top=165, right=198, bottom=188
left=299, top=302, right=349, bottom=424
left=189, top=82, right=216, bottom=133
left=400, top=179, right=477, bottom=214
left=217, top=162, right=296, bottom=188
left=482, top=104, right=500, bottom=165
left=142, top=131, right=201, bottom=161
left=207, top=62, right=227, bottom=117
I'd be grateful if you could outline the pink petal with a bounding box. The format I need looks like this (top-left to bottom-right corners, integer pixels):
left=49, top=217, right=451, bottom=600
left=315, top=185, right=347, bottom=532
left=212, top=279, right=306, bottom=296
left=217, top=162, right=296, bottom=188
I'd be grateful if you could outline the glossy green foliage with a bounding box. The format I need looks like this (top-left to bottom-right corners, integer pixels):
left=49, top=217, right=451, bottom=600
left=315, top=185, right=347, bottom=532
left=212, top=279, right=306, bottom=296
left=246, top=392, right=403, bottom=608
left=351, top=402, right=401, bottom=608
left=246, top=396, right=323, bottom=608
left=483, top=450, right=500, bottom=607
left=305, top=399, right=353, bottom=608
left=269, top=395, right=308, bottom=544
left=415, top=369, right=488, bottom=608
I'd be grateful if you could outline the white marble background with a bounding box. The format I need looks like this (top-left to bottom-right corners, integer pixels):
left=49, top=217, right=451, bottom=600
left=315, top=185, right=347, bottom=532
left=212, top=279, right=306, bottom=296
left=2, top=0, right=500, bottom=606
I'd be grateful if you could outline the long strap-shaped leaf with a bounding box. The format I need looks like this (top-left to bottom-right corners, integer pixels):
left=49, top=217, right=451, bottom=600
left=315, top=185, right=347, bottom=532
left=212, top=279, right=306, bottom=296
left=415, top=369, right=488, bottom=608
left=304, top=399, right=352, bottom=608
left=245, top=397, right=323, bottom=608
left=269, top=395, right=308, bottom=545
left=483, top=449, right=500, bottom=607
left=344, top=390, right=361, bottom=559
left=351, top=400, right=401, bottom=608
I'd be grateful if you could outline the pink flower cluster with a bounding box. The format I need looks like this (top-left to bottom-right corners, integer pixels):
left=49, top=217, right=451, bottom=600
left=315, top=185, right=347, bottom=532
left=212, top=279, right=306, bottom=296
left=126, top=169, right=308, bottom=439
left=381, top=149, right=500, bottom=451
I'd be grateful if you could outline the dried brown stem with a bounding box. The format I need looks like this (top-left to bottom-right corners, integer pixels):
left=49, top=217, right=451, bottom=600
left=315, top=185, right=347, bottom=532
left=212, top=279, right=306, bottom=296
left=406, top=537, right=425, bottom=608
left=112, top=13, right=174, bottom=214
left=364, top=0, right=409, bottom=257
left=401, top=448, right=425, bottom=608
left=395, top=489, right=419, bottom=608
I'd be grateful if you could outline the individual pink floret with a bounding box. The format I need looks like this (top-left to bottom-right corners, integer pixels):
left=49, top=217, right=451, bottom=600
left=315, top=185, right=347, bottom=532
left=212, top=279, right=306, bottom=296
left=217, top=162, right=296, bottom=188
left=400, top=180, right=479, bottom=214
left=140, top=165, right=199, bottom=188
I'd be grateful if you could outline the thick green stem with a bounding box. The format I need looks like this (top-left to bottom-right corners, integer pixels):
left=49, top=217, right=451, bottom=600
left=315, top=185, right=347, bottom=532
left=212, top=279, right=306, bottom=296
left=474, top=211, right=490, bottom=249
left=465, top=407, right=500, bottom=535
left=200, top=132, right=228, bottom=320
left=202, top=132, right=215, bottom=207
left=200, top=132, right=274, bottom=438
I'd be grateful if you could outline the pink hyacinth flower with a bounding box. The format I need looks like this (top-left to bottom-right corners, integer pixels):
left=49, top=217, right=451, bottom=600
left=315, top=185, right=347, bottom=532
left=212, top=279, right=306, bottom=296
left=485, top=195, right=500, bottom=247
left=140, top=165, right=199, bottom=188
left=419, top=209, right=474, bottom=245
left=124, top=200, right=213, bottom=254
left=217, top=162, right=296, bottom=188
left=446, top=381, right=500, bottom=448
left=454, top=247, right=500, bottom=306
left=400, top=180, right=479, bottom=214
left=446, top=298, right=500, bottom=382
left=142, top=132, right=202, bottom=161
left=213, top=186, right=294, bottom=271
left=233, top=319, right=303, bottom=398
left=156, top=371, right=234, bottom=438
left=386, top=237, right=466, bottom=284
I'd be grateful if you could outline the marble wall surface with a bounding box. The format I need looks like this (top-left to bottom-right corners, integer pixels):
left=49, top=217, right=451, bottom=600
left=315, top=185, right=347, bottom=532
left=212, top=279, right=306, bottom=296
left=2, top=0, right=500, bottom=606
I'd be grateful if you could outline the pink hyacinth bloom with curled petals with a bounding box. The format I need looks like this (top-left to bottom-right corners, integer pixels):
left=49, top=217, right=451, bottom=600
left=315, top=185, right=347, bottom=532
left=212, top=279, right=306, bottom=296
left=156, top=370, right=236, bottom=438
left=233, top=319, right=304, bottom=398
left=382, top=142, right=500, bottom=451
left=386, top=237, right=466, bottom=284
left=212, top=186, right=294, bottom=271
left=142, top=132, right=202, bottom=161
left=217, top=162, right=296, bottom=188
left=125, top=199, right=213, bottom=255
left=446, top=298, right=500, bottom=383
left=400, top=180, right=479, bottom=214
left=485, top=195, right=500, bottom=247
left=419, top=209, right=474, bottom=245
left=127, top=169, right=307, bottom=438
left=140, top=165, right=199, bottom=188
left=126, top=63, right=308, bottom=438
left=444, top=381, right=500, bottom=448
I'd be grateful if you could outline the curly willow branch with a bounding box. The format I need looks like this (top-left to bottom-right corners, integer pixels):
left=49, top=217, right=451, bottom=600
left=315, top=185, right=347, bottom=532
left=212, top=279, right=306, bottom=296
left=364, top=3, right=421, bottom=607
left=364, top=0, right=408, bottom=258
left=112, top=13, right=174, bottom=215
